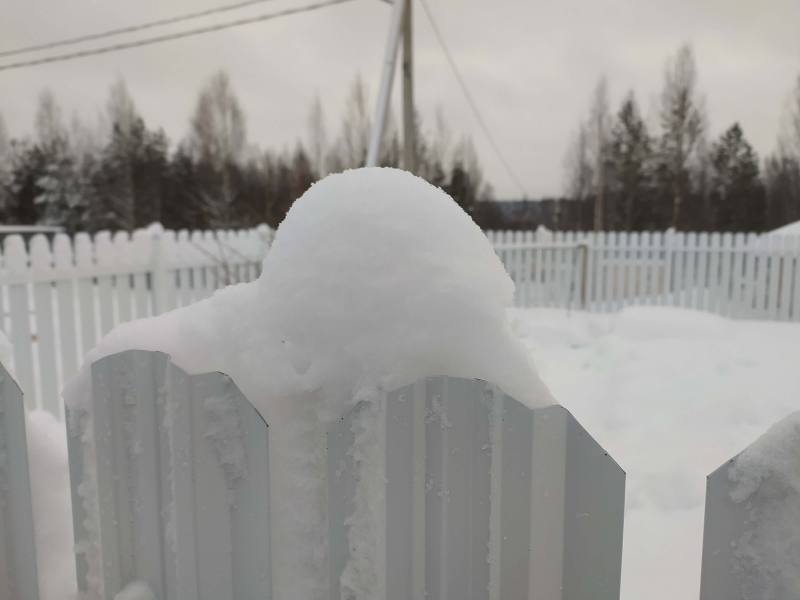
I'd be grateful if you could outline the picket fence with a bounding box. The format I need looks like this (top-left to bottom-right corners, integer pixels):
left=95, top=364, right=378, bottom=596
left=489, top=229, right=800, bottom=322
left=0, top=350, right=787, bottom=599
left=0, top=226, right=273, bottom=418
left=2, top=226, right=799, bottom=423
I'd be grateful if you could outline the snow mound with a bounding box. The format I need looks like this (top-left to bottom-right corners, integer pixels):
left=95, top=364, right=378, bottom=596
left=64, top=167, right=551, bottom=599
left=729, top=410, right=800, bottom=599
left=612, top=306, right=733, bottom=342
left=114, top=580, right=156, bottom=600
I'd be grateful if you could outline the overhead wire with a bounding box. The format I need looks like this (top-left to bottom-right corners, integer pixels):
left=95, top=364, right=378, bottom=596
left=0, top=0, right=280, bottom=59
left=0, top=0, right=357, bottom=73
left=418, top=0, right=529, bottom=198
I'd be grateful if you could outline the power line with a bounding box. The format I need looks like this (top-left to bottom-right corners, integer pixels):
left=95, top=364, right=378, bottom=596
left=0, top=0, right=280, bottom=59
left=418, top=0, right=528, bottom=198
left=0, top=0, right=357, bottom=73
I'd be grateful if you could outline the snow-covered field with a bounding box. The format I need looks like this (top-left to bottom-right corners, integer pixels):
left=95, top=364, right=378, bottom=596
left=510, top=305, right=800, bottom=600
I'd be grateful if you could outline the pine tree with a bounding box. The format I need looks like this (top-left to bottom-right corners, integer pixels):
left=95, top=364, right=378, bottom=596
left=710, top=124, right=765, bottom=231
left=609, top=93, right=653, bottom=231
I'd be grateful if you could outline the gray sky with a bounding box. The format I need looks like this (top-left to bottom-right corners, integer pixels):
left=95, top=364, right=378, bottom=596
left=1, top=0, right=798, bottom=199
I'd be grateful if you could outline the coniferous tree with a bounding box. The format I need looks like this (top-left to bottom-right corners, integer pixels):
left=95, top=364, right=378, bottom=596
left=709, top=124, right=765, bottom=231
left=609, top=93, right=653, bottom=231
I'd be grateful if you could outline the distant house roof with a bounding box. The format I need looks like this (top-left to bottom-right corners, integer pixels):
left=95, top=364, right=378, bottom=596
left=772, top=220, right=800, bottom=235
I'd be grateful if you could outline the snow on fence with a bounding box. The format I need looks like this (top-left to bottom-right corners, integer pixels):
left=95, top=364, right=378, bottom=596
left=0, top=226, right=273, bottom=419
left=0, top=360, right=40, bottom=600
left=327, top=376, right=626, bottom=600
left=699, top=410, right=800, bottom=600
left=65, top=350, right=271, bottom=600
left=489, top=229, right=800, bottom=322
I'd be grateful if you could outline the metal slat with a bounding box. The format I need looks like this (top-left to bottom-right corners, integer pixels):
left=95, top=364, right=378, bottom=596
left=0, top=362, right=40, bottom=600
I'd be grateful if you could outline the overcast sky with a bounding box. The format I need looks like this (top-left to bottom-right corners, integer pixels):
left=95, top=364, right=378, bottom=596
left=1, top=0, right=798, bottom=199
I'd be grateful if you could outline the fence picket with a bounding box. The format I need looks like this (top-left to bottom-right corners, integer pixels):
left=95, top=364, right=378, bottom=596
left=113, top=232, right=133, bottom=325
left=765, top=236, right=781, bottom=320
left=54, top=234, right=79, bottom=385
left=5, top=236, right=35, bottom=408
left=30, top=235, right=59, bottom=415
left=778, top=236, right=795, bottom=321
left=707, top=233, right=721, bottom=313
left=0, top=361, right=40, bottom=600
left=684, top=232, right=697, bottom=308
left=792, top=236, right=800, bottom=321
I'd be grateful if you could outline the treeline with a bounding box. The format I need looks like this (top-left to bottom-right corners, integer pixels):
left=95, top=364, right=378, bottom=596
left=553, top=45, right=800, bottom=233
left=0, top=72, right=497, bottom=234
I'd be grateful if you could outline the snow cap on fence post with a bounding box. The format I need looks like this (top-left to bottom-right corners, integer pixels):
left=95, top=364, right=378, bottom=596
left=63, top=168, right=553, bottom=598
left=699, top=410, right=800, bottom=600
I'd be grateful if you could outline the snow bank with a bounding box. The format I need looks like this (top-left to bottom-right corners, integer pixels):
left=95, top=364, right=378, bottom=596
left=113, top=580, right=156, bottom=600
left=728, top=410, right=800, bottom=599
left=63, top=167, right=551, bottom=599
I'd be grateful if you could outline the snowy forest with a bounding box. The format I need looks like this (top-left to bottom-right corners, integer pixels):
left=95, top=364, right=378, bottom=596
left=0, top=71, right=496, bottom=234
left=1, top=44, right=799, bottom=234
left=556, top=45, right=800, bottom=233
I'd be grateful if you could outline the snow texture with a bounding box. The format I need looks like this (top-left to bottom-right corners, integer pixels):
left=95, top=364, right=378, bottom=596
left=113, top=580, right=156, bottom=600
left=728, top=410, right=800, bottom=599
left=62, top=168, right=551, bottom=599
left=509, top=305, right=800, bottom=600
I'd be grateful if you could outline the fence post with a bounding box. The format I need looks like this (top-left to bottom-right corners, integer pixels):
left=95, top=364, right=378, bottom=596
left=327, top=376, right=625, bottom=600
left=67, top=350, right=271, bottom=599
left=0, top=360, right=40, bottom=600
left=150, top=234, right=166, bottom=317
left=699, top=410, right=800, bottom=599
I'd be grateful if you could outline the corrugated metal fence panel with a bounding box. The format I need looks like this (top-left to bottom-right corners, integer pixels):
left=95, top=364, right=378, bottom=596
left=67, top=350, right=271, bottom=600
left=327, top=376, right=626, bottom=600
left=0, top=361, right=39, bottom=600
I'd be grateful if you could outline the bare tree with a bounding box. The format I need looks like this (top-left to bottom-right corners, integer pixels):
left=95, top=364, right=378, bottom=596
left=588, top=77, right=611, bottom=231
left=659, top=45, right=705, bottom=228
left=0, top=113, right=10, bottom=212
left=330, top=75, right=371, bottom=170
left=307, top=95, right=328, bottom=177
left=189, top=70, right=246, bottom=228
left=564, top=122, right=594, bottom=200
left=35, top=90, right=67, bottom=150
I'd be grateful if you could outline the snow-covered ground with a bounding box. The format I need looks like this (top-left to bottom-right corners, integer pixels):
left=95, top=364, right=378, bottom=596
left=509, top=305, right=800, bottom=600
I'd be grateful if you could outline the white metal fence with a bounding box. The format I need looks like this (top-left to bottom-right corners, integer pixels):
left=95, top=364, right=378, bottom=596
left=489, top=229, right=800, bottom=322
left=1, top=352, right=791, bottom=599
left=0, top=226, right=273, bottom=417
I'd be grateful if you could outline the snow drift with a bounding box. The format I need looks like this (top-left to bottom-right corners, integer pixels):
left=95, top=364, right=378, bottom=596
left=63, top=167, right=552, bottom=599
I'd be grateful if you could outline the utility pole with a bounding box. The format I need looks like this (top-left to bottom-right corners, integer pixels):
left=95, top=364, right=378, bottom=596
left=365, top=0, right=406, bottom=167
left=402, top=0, right=415, bottom=173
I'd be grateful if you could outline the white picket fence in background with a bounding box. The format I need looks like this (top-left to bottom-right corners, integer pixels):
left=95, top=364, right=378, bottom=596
left=2, top=226, right=799, bottom=422
left=489, top=229, right=800, bottom=322
left=0, top=226, right=273, bottom=418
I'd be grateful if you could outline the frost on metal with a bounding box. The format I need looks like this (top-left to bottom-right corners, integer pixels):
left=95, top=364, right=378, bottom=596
left=0, top=363, right=40, bottom=600
left=66, top=349, right=271, bottom=600
left=700, top=410, right=800, bottom=600
left=327, top=375, right=625, bottom=600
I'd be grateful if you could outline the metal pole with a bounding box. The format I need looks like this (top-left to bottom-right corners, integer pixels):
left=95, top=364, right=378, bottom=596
left=402, top=0, right=415, bottom=173
left=365, top=0, right=406, bottom=167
